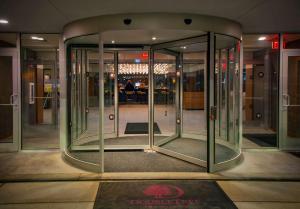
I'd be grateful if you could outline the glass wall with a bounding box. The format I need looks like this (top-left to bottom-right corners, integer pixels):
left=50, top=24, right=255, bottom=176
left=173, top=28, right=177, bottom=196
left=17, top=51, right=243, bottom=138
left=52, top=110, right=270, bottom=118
left=21, top=34, right=60, bottom=149
left=242, top=34, right=279, bottom=148
left=214, top=34, right=241, bottom=164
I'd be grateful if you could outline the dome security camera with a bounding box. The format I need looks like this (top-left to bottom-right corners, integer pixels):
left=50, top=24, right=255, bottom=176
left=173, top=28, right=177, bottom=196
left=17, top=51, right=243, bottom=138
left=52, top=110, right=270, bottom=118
left=123, top=18, right=132, bottom=25
left=184, top=18, right=192, bottom=25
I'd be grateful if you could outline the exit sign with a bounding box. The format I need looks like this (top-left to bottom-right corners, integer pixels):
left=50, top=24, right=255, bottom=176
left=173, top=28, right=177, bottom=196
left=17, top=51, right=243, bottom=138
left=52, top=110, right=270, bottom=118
left=272, top=41, right=279, bottom=49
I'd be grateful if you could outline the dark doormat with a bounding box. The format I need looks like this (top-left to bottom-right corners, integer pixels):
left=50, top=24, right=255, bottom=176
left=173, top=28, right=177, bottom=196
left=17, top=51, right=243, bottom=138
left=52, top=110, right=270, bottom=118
left=125, top=122, right=161, bottom=134
left=93, top=181, right=237, bottom=209
left=243, top=133, right=277, bottom=147
left=289, top=152, right=300, bottom=158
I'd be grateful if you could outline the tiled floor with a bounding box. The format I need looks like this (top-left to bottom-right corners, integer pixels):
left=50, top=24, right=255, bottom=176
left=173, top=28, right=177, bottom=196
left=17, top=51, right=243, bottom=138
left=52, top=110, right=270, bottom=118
left=0, top=181, right=299, bottom=209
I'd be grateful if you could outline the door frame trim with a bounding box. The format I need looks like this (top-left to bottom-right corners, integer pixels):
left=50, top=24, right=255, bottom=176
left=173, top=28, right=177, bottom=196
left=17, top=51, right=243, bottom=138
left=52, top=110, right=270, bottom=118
left=279, top=49, right=300, bottom=150
left=0, top=46, right=20, bottom=152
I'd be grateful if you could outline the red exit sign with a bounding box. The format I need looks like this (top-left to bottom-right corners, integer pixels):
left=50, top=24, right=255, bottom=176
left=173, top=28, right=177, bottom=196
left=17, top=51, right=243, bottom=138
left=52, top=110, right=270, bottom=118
left=272, top=41, right=279, bottom=49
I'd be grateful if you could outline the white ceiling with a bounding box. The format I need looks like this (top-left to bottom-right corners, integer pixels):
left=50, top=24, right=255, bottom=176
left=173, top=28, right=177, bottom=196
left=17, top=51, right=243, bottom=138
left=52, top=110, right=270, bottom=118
left=0, top=0, right=299, bottom=33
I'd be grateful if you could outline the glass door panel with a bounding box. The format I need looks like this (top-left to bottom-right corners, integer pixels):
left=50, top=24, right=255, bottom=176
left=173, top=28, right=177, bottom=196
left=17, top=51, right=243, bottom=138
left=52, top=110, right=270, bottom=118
left=212, top=34, right=241, bottom=171
left=110, top=51, right=149, bottom=147
left=281, top=51, right=300, bottom=149
left=0, top=49, right=19, bottom=151
left=70, top=47, right=97, bottom=148
left=152, top=37, right=208, bottom=167
left=21, top=62, right=59, bottom=149
left=66, top=34, right=102, bottom=172
left=104, top=52, right=116, bottom=138
left=85, top=49, right=99, bottom=146
left=153, top=51, right=178, bottom=146
left=182, top=51, right=207, bottom=137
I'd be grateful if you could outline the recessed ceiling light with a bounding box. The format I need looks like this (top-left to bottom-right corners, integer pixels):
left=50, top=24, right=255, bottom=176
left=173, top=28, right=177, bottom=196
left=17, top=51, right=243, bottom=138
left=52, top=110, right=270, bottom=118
left=258, top=36, right=266, bottom=41
left=181, top=46, right=187, bottom=49
left=152, top=37, right=157, bottom=41
left=0, top=19, right=8, bottom=24
left=111, top=40, right=115, bottom=44
left=31, top=36, right=44, bottom=41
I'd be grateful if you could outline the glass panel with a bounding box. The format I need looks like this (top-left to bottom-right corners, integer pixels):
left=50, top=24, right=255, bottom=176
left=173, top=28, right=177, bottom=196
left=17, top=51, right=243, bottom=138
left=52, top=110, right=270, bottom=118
left=21, top=34, right=60, bottom=149
left=282, top=54, right=300, bottom=148
left=182, top=52, right=206, bottom=136
left=153, top=39, right=208, bottom=165
left=71, top=47, right=97, bottom=146
left=242, top=34, right=279, bottom=148
left=215, top=34, right=241, bottom=164
left=153, top=51, right=177, bottom=145
left=66, top=34, right=101, bottom=165
left=179, top=43, right=208, bottom=161
left=109, top=51, right=149, bottom=145
left=86, top=49, right=99, bottom=144
left=104, top=52, right=115, bottom=135
left=0, top=56, right=13, bottom=143
left=220, top=49, right=228, bottom=140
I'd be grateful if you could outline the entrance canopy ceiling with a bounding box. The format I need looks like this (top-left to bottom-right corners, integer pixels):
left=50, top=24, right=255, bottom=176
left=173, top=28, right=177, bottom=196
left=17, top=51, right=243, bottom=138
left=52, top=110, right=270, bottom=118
left=0, top=0, right=299, bottom=33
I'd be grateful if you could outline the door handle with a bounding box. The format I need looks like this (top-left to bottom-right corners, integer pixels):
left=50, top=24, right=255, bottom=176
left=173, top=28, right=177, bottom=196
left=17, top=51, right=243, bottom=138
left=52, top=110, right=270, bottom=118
left=282, top=93, right=290, bottom=107
left=29, top=97, right=53, bottom=99
left=10, top=94, right=18, bottom=106
left=0, top=94, right=18, bottom=106
left=210, top=106, right=217, bottom=120
left=282, top=94, right=300, bottom=108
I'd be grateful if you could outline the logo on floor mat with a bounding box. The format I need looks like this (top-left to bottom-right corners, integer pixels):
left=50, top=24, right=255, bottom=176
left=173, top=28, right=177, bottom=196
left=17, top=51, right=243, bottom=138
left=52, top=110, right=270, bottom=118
left=143, top=184, right=184, bottom=199
left=129, top=184, right=200, bottom=207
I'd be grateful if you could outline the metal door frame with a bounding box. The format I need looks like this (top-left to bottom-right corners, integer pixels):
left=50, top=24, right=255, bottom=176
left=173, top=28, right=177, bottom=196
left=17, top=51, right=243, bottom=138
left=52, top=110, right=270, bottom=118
left=150, top=35, right=209, bottom=168
left=0, top=48, right=20, bottom=151
left=150, top=48, right=181, bottom=148
left=279, top=49, right=300, bottom=150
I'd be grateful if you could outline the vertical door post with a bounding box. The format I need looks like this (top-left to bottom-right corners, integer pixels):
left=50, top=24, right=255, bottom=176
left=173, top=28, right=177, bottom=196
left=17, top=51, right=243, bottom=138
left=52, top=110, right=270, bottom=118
left=207, top=32, right=215, bottom=172
left=99, top=34, right=104, bottom=173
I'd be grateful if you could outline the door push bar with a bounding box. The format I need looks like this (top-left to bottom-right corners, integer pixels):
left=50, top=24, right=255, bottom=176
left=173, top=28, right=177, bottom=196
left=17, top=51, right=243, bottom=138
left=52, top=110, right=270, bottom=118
left=0, top=94, right=18, bottom=106
left=283, top=93, right=300, bottom=107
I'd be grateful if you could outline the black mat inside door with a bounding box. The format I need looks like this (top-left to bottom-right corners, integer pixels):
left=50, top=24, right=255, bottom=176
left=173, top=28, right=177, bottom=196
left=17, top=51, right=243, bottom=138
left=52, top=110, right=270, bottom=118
left=93, top=181, right=237, bottom=209
left=243, top=133, right=277, bottom=147
left=124, top=122, right=161, bottom=134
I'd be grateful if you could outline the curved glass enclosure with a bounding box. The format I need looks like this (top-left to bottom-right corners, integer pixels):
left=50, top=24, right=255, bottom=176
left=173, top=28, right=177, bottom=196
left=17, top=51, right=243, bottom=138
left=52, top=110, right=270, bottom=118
left=61, top=14, right=242, bottom=172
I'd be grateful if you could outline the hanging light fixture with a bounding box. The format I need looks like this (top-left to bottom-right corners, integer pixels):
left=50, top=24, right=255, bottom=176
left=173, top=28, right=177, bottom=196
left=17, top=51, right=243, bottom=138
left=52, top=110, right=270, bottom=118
left=118, top=64, right=169, bottom=75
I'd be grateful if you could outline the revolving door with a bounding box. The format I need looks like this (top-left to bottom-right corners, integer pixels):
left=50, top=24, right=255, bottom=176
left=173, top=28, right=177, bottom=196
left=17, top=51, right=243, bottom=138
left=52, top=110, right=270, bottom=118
left=62, top=13, right=242, bottom=173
